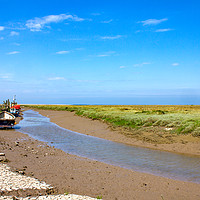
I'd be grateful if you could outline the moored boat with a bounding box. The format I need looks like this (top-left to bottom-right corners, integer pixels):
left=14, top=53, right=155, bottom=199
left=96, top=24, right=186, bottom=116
left=0, top=111, right=16, bottom=128
left=10, top=104, right=21, bottom=117
left=10, top=108, right=20, bottom=117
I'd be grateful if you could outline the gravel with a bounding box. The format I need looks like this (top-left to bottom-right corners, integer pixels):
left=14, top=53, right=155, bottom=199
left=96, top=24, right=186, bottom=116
left=0, top=164, right=52, bottom=191
left=0, top=195, right=98, bottom=200
left=0, top=163, right=98, bottom=200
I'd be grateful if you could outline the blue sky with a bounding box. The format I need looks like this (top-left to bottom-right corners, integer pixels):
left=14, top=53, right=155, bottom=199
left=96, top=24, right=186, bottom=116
left=0, top=0, right=200, bottom=104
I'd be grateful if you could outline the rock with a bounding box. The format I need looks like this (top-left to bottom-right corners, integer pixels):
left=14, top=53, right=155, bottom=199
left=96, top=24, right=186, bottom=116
left=0, top=153, right=6, bottom=162
left=18, top=170, right=25, bottom=175
left=15, top=142, right=19, bottom=146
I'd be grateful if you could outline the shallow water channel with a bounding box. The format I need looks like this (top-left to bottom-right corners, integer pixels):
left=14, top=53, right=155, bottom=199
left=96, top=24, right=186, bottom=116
left=17, top=110, right=200, bottom=183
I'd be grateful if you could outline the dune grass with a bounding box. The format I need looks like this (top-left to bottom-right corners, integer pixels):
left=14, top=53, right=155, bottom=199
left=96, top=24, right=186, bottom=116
left=23, top=105, right=200, bottom=138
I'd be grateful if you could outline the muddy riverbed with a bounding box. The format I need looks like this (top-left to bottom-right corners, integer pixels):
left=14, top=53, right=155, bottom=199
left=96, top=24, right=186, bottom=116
left=0, top=110, right=200, bottom=199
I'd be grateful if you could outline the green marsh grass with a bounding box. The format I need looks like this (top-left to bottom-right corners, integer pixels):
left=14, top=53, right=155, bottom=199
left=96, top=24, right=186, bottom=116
left=23, top=105, right=200, bottom=138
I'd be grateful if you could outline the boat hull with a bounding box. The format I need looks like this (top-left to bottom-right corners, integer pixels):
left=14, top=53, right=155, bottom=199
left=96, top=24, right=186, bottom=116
left=0, top=111, right=16, bottom=128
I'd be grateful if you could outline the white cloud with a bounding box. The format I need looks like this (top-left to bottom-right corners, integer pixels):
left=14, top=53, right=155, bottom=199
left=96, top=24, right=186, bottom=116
left=101, top=19, right=113, bottom=23
left=0, top=73, right=13, bottom=80
left=134, top=62, right=151, bottom=67
left=155, top=28, right=173, bottom=32
left=10, top=31, right=19, bottom=36
left=139, top=18, right=168, bottom=26
left=0, top=37, right=4, bottom=40
left=0, top=74, right=9, bottom=79
left=97, top=54, right=110, bottom=57
left=0, top=26, right=5, bottom=31
left=172, top=63, right=179, bottom=66
left=90, top=51, right=115, bottom=58
left=7, top=51, right=20, bottom=55
left=26, top=14, right=84, bottom=32
left=48, top=77, right=65, bottom=80
left=96, top=51, right=115, bottom=57
left=101, top=35, right=122, bottom=40
left=120, top=66, right=126, bottom=69
left=56, top=50, right=70, bottom=54
left=135, top=30, right=143, bottom=33
left=8, top=26, right=26, bottom=31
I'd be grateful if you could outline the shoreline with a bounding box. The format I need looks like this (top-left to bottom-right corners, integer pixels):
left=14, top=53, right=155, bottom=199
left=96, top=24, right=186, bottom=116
left=1, top=110, right=200, bottom=199
left=36, top=109, right=200, bottom=156
left=1, top=130, right=200, bottom=200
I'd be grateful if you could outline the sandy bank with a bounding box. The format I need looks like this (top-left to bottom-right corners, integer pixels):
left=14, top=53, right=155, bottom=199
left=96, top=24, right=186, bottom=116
left=37, top=109, right=200, bottom=156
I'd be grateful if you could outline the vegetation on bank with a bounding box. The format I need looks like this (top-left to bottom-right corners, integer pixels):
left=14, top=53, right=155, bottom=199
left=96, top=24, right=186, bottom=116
left=23, top=105, right=200, bottom=140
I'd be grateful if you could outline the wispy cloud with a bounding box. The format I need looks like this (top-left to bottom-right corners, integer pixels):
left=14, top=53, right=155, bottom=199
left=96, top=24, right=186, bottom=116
left=10, top=31, right=19, bottom=36
left=155, top=28, right=173, bottom=32
left=97, top=54, right=110, bottom=57
left=0, top=73, right=13, bottom=81
left=134, top=62, right=151, bottom=67
left=8, top=25, right=26, bottom=31
left=90, top=51, right=116, bottom=58
left=56, top=50, right=70, bottom=54
left=0, top=37, right=4, bottom=40
left=172, top=63, right=179, bottom=66
left=75, top=48, right=84, bottom=51
left=12, top=42, right=21, bottom=46
left=135, top=30, right=143, bottom=33
left=7, top=51, right=20, bottom=55
left=120, top=66, right=126, bottom=69
left=101, top=19, right=113, bottom=23
left=101, top=35, right=123, bottom=40
left=0, top=74, right=10, bottom=79
left=26, top=14, right=84, bottom=32
left=0, top=26, right=5, bottom=31
left=48, top=77, right=65, bottom=81
left=96, top=51, right=115, bottom=57
left=139, top=18, right=168, bottom=26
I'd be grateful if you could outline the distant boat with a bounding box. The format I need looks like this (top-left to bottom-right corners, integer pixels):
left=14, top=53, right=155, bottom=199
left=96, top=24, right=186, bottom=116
left=0, top=111, right=16, bottom=128
left=11, top=105, right=21, bottom=110
left=10, top=104, right=21, bottom=117
left=10, top=108, right=20, bottom=117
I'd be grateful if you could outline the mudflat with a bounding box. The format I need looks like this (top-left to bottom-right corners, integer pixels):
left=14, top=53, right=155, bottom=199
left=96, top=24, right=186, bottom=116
left=37, top=109, right=200, bottom=156
left=1, top=110, right=200, bottom=200
left=1, top=129, right=200, bottom=200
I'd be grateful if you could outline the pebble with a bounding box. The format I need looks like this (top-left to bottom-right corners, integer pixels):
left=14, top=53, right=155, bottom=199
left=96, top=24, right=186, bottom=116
left=0, top=153, right=6, bottom=162
left=0, top=163, right=52, bottom=191
left=0, top=195, right=97, bottom=200
left=0, top=163, right=98, bottom=200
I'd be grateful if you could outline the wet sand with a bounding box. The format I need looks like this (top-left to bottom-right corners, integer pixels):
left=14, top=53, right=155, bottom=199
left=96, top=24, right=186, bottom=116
left=37, top=109, right=200, bottom=156
left=0, top=110, right=200, bottom=199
